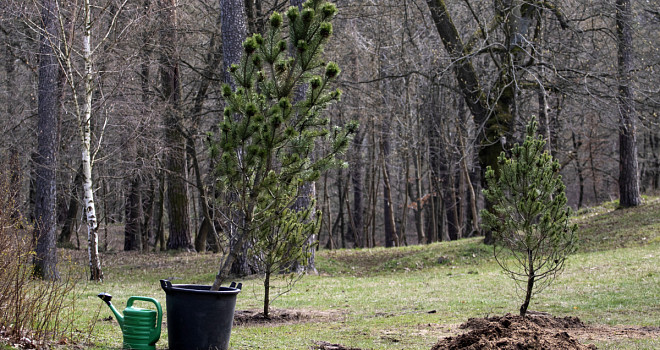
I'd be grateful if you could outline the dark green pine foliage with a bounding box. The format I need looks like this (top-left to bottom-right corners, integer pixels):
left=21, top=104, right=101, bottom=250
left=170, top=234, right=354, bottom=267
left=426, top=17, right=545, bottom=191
left=211, top=0, right=356, bottom=317
left=481, top=117, right=577, bottom=317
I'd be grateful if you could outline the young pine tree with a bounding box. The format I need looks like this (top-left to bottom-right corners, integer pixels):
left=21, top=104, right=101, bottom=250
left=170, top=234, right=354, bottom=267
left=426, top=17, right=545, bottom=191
left=210, top=0, right=356, bottom=317
left=482, top=117, right=577, bottom=317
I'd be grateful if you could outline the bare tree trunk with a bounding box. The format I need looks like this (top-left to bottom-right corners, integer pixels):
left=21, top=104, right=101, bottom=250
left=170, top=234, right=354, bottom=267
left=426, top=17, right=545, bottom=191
left=263, top=266, right=271, bottom=318
left=369, top=120, right=379, bottom=248
left=519, top=249, right=535, bottom=317
left=446, top=163, right=460, bottom=240
left=616, top=0, right=641, bottom=208
left=382, top=143, right=398, bottom=248
left=653, top=131, right=660, bottom=190
left=141, top=177, right=156, bottom=250
left=291, top=181, right=318, bottom=273
left=413, top=150, right=425, bottom=244
left=221, top=0, right=247, bottom=87
left=323, top=173, right=334, bottom=249
left=459, top=134, right=480, bottom=237
left=59, top=164, right=82, bottom=245
left=427, top=84, right=443, bottom=243
left=186, top=3, right=222, bottom=253
left=336, top=171, right=346, bottom=248
left=348, top=128, right=364, bottom=247
left=138, top=3, right=154, bottom=251
left=154, top=172, right=166, bottom=251
left=33, top=0, right=61, bottom=281
left=220, top=0, right=252, bottom=277
left=81, top=0, right=103, bottom=281
left=159, top=0, right=193, bottom=250
left=588, top=131, right=599, bottom=202
left=572, top=132, right=585, bottom=209
left=427, top=168, right=438, bottom=244
left=401, top=159, right=411, bottom=246
left=124, top=177, right=142, bottom=251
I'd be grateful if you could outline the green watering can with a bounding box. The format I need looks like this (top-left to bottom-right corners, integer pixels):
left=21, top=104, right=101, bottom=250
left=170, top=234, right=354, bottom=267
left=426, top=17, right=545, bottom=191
left=98, top=293, right=163, bottom=350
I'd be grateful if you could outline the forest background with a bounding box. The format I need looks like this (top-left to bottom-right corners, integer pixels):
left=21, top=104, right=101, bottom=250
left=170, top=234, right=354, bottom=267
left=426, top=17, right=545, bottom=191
left=0, top=0, right=658, bottom=278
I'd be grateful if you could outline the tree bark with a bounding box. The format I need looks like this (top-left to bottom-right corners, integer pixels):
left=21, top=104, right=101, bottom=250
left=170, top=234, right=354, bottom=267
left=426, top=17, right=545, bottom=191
left=572, top=131, right=585, bottom=209
left=291, top=181, right=318, bottom=273
left=444, top=162, right=460, bottom=241
left=427, top=84, right=444, bottom=243
left=220, top=0, right=252, bottom=277
left=33, top=0, right=61, bottom=281
left=154, top=172, right=166, bottom=251
left=382, top=140, right=398, bottom=248
left=348, top=128, right=364, bottom=247
left=159, top=0, right=193, bottom=250
left=519, top=249, right=535, bottom=317
left=653, top=131, right=660, bottom=190
left=59, top=164, right=82, bottom=245
left=141, top=176, right=156, bottom=250
left=221, top=0, right=247, bottom=87
left=616, top=0, right=642, bottom=208
left=413, top=150, right=426, bottom=244
left=426, top=0, right=518, bottom=244
left=188, top=24, right=222, bottom=253
left=124, top=176, right=142, bottom=251
left=81, top=0, right=103, bottom=282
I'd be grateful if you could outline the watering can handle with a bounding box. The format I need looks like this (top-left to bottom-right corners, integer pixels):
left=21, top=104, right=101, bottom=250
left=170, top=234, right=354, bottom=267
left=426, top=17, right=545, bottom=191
left=126, top=296, right=163, bottom=344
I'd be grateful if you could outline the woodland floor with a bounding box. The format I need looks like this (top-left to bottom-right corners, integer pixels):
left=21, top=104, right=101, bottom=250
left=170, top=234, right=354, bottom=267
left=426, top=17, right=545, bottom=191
left=4, top=197, right=657, bottom=350
left=232, top=308, right=660, bottom=349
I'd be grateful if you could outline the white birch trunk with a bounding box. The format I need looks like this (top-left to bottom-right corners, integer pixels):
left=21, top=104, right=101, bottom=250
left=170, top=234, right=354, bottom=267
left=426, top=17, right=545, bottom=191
left=81, top=0, right=103, bottom=281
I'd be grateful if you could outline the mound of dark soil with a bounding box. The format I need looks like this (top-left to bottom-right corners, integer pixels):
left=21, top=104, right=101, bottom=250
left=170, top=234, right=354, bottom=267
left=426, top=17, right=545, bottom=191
left=233, top=309, right=308, bottom=326
left=233, top=308, right=340, bottom=326
left=431, top=313, right=598, bottom=350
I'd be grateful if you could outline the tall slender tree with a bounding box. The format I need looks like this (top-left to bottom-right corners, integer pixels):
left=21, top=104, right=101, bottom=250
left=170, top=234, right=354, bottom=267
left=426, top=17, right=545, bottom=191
left=159, top=0, right=193, bottom=250
left=616, top=0, right=642, bottom=207
left=33, top=0, right=61, bottom=280
left=220, top=0, right=251, bottom=275
left=78, top=0, right=104, bottom=281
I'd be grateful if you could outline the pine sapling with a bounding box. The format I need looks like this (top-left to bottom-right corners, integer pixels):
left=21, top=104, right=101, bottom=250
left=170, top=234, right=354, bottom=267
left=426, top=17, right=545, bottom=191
left=482, top=117, right=577, bottom=317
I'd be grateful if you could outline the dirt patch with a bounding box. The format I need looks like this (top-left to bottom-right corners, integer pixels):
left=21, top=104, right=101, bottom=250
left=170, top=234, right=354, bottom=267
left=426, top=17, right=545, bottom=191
left=312, top=340, right=362, bottom=350
left=233, top=308, right=341, bottom=326
left=569, top=324, right=660, bottom=343
left=431, top=312, right=597, bottom=350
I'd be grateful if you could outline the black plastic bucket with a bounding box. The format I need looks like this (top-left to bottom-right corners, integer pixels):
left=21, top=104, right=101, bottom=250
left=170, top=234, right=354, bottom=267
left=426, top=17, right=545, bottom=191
left=160, top=279, right=241, bottom=350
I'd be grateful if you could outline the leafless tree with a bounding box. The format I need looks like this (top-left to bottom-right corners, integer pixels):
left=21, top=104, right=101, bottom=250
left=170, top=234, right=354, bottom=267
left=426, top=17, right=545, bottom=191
left=33, top=0, right=61, bottom=280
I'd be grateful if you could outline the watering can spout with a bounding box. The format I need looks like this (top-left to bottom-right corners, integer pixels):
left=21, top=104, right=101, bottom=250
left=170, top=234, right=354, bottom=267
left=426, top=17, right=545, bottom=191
left=97, top=293, right=125, bottom=329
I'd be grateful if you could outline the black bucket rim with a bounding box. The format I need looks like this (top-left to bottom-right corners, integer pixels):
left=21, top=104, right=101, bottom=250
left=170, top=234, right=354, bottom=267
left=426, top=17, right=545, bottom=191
left=160, top=279, right=241, bottom=296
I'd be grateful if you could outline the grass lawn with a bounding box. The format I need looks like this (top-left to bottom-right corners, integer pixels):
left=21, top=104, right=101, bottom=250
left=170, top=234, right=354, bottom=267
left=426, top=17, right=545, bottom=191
left=61, top=198, right=660, bottom=349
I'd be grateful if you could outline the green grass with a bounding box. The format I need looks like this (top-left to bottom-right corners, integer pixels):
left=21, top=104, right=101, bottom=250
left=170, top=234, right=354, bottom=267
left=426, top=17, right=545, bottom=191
left=51, top=197, right=660, bottom=349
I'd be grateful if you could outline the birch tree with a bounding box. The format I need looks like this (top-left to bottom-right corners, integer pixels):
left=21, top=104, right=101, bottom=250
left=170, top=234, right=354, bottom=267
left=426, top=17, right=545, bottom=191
left=55, top=0, right=128, bottom=281
left=79, top=0, right=101, bottom=281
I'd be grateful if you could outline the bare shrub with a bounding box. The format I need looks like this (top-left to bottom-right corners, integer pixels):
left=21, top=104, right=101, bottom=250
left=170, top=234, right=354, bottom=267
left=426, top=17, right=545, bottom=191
left=0, top=164, right=79, bottom=348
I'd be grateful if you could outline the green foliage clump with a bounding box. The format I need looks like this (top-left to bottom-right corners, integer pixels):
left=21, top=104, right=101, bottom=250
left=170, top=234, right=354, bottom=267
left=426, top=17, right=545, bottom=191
left=482, top=117, right=577, bottom=317
left=212, top=0, right=354, bottom=317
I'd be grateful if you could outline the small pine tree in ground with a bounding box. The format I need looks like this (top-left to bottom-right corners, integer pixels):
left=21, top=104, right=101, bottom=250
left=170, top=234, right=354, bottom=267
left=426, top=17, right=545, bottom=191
left=482, top=117, right=577, bottom=317
left=210, top=0, right=356, bottom=318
